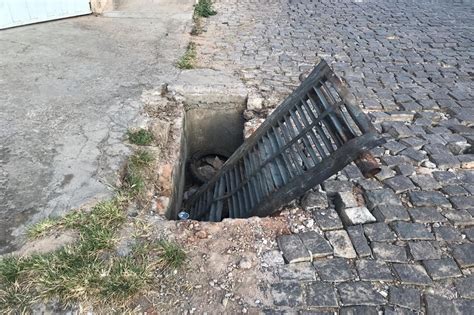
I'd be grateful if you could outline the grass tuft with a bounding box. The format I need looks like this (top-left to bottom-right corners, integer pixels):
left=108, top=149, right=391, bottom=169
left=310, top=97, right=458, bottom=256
left=194, top=0, right=217, bottom=18
left=0, top=197, right=186, bottom=312
left=127, top=129, right=154, bottom=146
left=176, top=42, right=197, bottom=70
left=157, top=240, right=186, bottom=269
left=129, top=150, right=154, bottom=168
left=27, top=218, right=61, bottom=239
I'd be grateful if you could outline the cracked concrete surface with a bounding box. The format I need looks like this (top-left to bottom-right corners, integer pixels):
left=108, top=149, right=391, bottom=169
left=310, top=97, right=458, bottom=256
left=0, top=0, right=194, bottom=254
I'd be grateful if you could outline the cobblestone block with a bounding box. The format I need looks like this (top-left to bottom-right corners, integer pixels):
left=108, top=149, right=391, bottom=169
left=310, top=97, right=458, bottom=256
left=423, top=257, right=462, bottom=280
left=389, top=286, right=421, bottom=311
left=408, top=207, right=447, bottom=223
left=384, top=176, right=416, bottom=193
left=374, top=166, right=396, bottom=181
left=340, top=207, right=376, bottom=226
left=393, top=222, right=435, bottom=240
left=326, top=230, right=357, bottom=259
left=408, top=241, right=442, bottom=260
left=337, top=282, right=386, bottom=306
left=393, top=263, right=432, bottom=285
left=340, top=306, right=379, bottom=315
left=322, top=180, right=353, bottom=195
left=373, top=206, right=408, bottom=224
left=400, top=147, right=427, bottom=164
left=384, top=140, right=407, bottom=154
left=301, top=191, right=328, bottom=211
left=443, top=209, right=474, bottom=226
left=395, top=163, right=416, bottom=176
left=313, top=258, right=357, bottom=283
left=372, top=242, right=408, bottom=263
left=408, top=191, right=451, bottom=208
left=365, top=189, right=402, bottom=209
left=429, top=153, right=460, bottom=169
left=312, top=208, right=344, bottom=231
left=278, top=262, right=317, bottom=281
left=454, top=299, right=474, bottom=315
left=464, top=227, right=474, bottom=242
left=410, top=174, right=441, bottom=190
left=356, top=259, right=393, bottom=281
left=452, top=243, right=474, bottom=268
left=425, top=294, right=456, bottom=315
left=306, top=282, right=339, bottom=308
left=277, top=234, right=310, bottom=264
left=299, top=231, right=333, bottom=259
left=358, top=179, right=383, bottom=191
left=450, top=196, right=474, bottom=210
left=347, top=225, right=372, bottom=258
left=364, top=223, right=397, bottom=242
left=433, top=171, right=460, bottom=185
left=434, top=225, right=463, bottom=242
left=383, top=306, right=418, bottom=315
left=455, top=275, right=474, bottom=299
left=271, top=282, right=304, bottom=307
left=335, top=191, right=358, bottom=210
left=442, top=185, right=469, bottom=196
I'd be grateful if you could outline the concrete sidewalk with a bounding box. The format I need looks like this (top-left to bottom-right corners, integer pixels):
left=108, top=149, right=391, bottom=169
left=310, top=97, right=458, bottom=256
left=0, top=0, right=194, bottom=254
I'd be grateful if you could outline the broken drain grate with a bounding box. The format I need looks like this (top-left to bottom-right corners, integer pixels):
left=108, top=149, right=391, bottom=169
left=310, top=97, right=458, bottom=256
left=184, top=59, right=385, bottom=221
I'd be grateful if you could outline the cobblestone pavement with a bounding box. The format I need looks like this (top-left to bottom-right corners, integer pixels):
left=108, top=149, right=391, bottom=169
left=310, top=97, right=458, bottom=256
left=196, top=0, right=474, bottom=313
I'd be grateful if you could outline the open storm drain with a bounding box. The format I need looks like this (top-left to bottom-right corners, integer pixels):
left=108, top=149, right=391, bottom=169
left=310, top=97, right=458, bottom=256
left=172, top=60, right=384, bottom=222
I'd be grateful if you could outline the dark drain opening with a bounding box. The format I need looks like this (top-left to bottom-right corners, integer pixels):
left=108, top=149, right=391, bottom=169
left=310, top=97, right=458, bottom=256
left=167, top=105, right=245, bottom=221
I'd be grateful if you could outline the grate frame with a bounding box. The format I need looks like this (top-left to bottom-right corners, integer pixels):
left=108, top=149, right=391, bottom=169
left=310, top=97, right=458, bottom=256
left=185, top=60, right=384, bottom=221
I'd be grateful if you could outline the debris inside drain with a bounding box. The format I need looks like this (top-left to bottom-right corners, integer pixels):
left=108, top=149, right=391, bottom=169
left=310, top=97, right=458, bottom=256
left=189, top=151, right=228, bottom=183
left=184, top=59, right=385, bottom=222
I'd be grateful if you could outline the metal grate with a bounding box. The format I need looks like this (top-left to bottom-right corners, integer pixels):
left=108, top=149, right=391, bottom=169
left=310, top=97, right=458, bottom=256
left=184, top=60, right=384, bottom=221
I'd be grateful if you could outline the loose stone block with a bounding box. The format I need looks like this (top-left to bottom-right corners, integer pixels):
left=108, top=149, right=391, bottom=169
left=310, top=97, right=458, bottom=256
left=384, top=175, right=416, bottom=193
left=312, top=207, right=344, bottom=231
left=456, top=275, right=474, bottom=299
left=395, top=163, right=416, bottom=176
left=271, top=282, right=304, bottom=307
left=452, top=243, right=474, bottom=268
left=364, top=222, right=397, bottom=242
left=278, top=262, right=317, bottom=281
left=393, top=263, right=432, bottom=285
left=408, top=207, right=447, bottom=223
left=335, top=191, right=358, bottom=210
left=340, top=207, right=376, bottom=226
left=313, top=258, right=357, bottom=282
left=277, top=234, right=310, bottom=264
left=393, top=222, right=435, bottom=240
left=442, top=185, right=469, bottom=196
left=306, top=282, right=339, bottom=308
left=299, top=231, right=333, bottom=259
left=356, top=259, right=394, bottom=281
left=347, top=225, right=372, bottom=257
left=389, top=286, right=421, bottom=311
left=433, top=171, right=459, bottom=185
left=373, top=205, right=410, bottom=222
left=325, top=230, right=357, bottom=259
left=372, top=242, right=408, bottom=263
left=322, top=180, right=353, bottom=195
left=337, top=282, right=386, bottom=306
left=400, top=147, right=427, bottom=164
left=301, top=191, right=328, bottom=210
left=408, top=191, right=451, bottom=208
left=423, top=258, right=462, bottom=280
left=408, top=241, right=442, bottom=260
left=365, top=189, right=402, bottom=209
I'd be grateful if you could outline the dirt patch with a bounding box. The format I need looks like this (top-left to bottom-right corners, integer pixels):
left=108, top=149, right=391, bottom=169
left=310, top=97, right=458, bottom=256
left=140, top=216, right=290, bottom=313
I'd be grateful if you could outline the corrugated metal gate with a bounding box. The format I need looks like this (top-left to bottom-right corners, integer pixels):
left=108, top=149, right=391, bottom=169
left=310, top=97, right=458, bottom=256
left=185, top=60, right=384, bottom=221
left=0, top=0, right=91, bottom=29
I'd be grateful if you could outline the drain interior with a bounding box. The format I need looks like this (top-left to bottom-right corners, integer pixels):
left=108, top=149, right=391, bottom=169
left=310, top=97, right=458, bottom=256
left=167, top=105, right=244, bottom=220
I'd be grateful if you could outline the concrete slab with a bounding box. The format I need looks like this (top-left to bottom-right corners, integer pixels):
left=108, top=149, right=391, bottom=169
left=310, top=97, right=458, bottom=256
left=0, top=0, right=194, bottom=254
